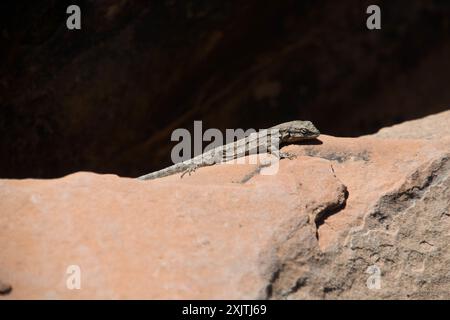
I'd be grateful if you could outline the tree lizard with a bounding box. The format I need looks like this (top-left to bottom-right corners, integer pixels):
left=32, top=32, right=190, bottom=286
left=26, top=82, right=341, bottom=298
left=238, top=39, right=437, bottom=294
left=137, top=120, right=320, bottom=180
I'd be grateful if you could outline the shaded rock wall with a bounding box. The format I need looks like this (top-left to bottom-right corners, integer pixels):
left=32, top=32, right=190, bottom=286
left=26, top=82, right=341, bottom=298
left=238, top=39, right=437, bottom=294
left=0, top=1, right=449, bottom=178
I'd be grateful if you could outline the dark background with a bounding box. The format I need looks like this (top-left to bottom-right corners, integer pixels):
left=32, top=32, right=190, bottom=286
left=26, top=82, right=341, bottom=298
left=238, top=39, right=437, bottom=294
left=1, top=0, right=449, bottom=179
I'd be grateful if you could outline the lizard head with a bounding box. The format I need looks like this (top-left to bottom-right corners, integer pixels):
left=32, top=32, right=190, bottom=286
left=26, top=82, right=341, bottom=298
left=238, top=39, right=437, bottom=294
left=273, top=120, right=320, bottom=142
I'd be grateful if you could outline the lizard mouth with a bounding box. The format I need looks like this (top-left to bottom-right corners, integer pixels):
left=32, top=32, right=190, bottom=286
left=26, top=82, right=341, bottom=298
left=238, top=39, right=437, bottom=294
left=293, top=131, right=320, bottom=139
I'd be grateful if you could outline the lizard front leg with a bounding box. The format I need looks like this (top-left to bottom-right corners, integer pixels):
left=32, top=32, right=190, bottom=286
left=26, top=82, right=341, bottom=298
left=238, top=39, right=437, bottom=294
left=279, top=151, right=297, bottom=160
left=268, top=146, right=297, bottom=160
left=180, top=150, right=220, bottom=178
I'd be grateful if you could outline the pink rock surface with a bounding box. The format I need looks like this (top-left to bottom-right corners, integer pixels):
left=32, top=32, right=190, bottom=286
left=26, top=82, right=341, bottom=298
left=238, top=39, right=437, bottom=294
left=0, top=158, right=346, bottom=299
left=372, top=109, right=450, bottom=139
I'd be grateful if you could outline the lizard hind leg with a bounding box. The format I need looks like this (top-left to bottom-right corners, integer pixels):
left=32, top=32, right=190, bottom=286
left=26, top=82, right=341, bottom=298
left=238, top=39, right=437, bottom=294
left=268, top=147, right=297, bottom=160
left=180, top=163, right=200, bottom=178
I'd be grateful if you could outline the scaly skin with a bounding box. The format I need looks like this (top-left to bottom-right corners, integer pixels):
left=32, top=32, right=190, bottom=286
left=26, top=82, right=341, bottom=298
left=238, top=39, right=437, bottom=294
left=137, top=120, right=320, bottom=180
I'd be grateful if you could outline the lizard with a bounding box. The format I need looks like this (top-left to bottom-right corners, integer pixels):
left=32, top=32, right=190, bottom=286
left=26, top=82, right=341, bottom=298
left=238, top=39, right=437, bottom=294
left=137, top=120, right=320, bottom=181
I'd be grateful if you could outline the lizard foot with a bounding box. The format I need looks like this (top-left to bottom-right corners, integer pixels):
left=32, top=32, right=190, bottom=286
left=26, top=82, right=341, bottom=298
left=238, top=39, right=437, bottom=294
left=0, top=281, right=12, bottom=295
left=279, top=151, right=297, bottom=160
left=180, top=164, right=199, bottom=178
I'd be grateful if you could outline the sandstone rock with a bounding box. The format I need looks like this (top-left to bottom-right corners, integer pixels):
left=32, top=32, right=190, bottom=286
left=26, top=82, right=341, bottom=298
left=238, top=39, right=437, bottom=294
left=1, top=110, right=449, bottom=299
left=372, top=109, right=450, bottom=139
left=0, top=158, right=347, bottom=299
left=281, top=136, right=450, bottom=299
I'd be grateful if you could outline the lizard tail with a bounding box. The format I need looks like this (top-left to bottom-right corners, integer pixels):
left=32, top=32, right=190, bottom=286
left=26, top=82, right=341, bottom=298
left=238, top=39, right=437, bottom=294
left=137, top=163, right=190, bottom=181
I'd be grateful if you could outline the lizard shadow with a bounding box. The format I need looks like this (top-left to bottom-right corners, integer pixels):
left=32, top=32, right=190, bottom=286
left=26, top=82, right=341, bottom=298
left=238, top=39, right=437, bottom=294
left=281, top=138, right=323, bottom=148
left=299, top=138, right=323, bottom=145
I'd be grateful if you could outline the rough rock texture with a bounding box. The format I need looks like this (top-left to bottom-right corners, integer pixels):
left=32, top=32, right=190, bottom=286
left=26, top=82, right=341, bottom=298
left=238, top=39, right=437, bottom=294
left=0, top=110, right=449, bottom=299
